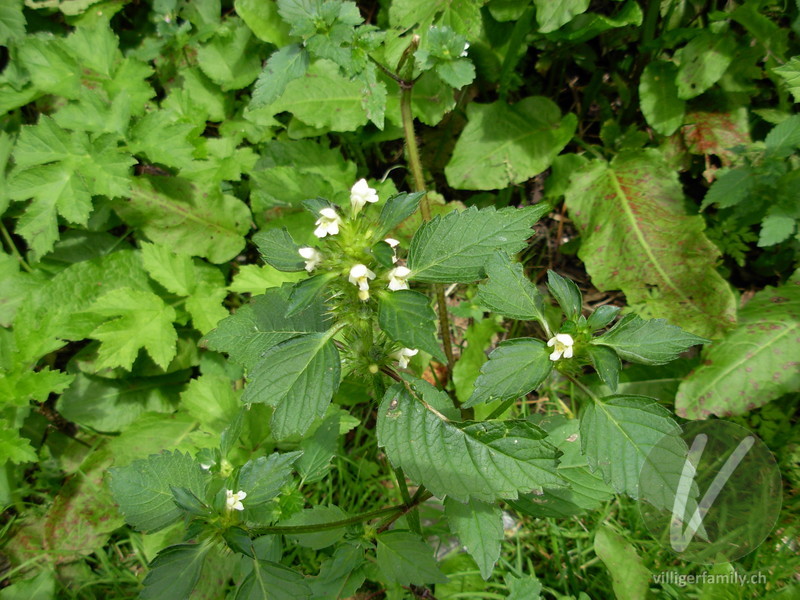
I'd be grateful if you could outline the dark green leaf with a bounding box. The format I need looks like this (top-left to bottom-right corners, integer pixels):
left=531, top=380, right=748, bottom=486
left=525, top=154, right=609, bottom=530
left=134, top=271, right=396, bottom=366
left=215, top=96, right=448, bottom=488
left=140, top=543, right=210, bottom=600
left=586, top=305, right=620, bottom=331
left=286, top=273, right=336, bottom=317
left=235, top=559, right=311, bottom=600
left=586, top=345, right=621, bottom=392
left=253, top=228, right=306, bottom=272
left=378, top=290, right=446, bottom=362
left=250, top=43, right=310, bottom=109
left=476, top=251, right=547, bottom=324
left=238, top=451, right=303, bottom=506
left=279, top=505, right=347, bottom=549
left=377, top=191, right=424, bottom=235
left=444, top=497, right=503, bottom=580
left=546, top=270, right=582, bottom=321
left=376, top=531, right=448, bottom=586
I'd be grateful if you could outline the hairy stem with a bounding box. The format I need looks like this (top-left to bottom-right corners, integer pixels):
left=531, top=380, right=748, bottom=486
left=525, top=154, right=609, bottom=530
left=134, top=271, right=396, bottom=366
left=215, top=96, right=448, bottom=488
left=249, top=504, right=402, bottom=535
left=393, top=466, right=421, bottom=534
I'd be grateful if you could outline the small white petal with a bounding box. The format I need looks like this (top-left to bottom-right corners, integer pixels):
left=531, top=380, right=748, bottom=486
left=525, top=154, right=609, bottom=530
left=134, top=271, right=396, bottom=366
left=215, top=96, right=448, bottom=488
left=385, top=238, right=400, bottom=248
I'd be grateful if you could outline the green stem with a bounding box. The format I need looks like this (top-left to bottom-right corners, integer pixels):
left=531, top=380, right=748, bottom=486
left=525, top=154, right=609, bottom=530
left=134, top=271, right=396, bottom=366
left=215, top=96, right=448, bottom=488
left=563, top=372, right=598, bottom=403
left=486, top=398, right=516, bottom=420
left=393, top=466, right=421, bottom=534
left=250, top=504, right=402, bottom=535
left=377, top=491, right=433, bottom=533
left=0, top=220, right=33, bottom=273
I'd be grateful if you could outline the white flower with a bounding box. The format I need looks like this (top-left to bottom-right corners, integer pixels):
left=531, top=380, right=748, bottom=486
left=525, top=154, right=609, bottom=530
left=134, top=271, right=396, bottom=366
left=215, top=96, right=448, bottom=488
left=391, top=347, right=418, bottom=369
left=314, top=208, right=342, bottom=238
left=385, top=238, right=400, bottom=263
left=350, top=178, right=379, bottom=214
left=387, top=266, right=411, bottom=291
left=349, top=263, right=376, bottom=301
left=298, top=247, right=322, bottom=272
left=225, top=489, right=247, bottom=511
left=547, top=333, right=574, bottom=361
left=460, top=42, right=470, bottom=57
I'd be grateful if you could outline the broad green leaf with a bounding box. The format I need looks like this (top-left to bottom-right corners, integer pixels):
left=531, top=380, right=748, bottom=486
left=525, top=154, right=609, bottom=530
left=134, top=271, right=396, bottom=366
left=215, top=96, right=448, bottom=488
left=592, top=314, right=708, bottom=365
left=580, top=395, right=683, bottom=505
left=118, top=176, right=250, bottom=264
left=242, top=332, right=341, bottom=439
left=594, top=525, right=650, bottom=600
left=308, top=544, right=365, bottom=600
left=108, top=450, right=208, bottom=532
left=505, top=574, right=543, bottom=600
left=286, top=273, right=336, bottom=316
left=140, top=242, right=196, bottom=296
left=227, top=264, right=304, bottom=295
left=279, top=505, right=347, bottom=549
left=586, top=345, right=621, bottom=392
left=408, top=205, right=548, bottom=283
left=546, top=270, right=582, bottom=321
left=376, top=531, right=448, bottom=586
left=87, top=288, right=178, bottom=370
left=639, top=61, right=685, bottom=136
left=564, top=150, right=736, bottom=338
left=701, top=166, right=753, bottom=210
left=389, top=0, right=484, bottom=37
left=0, top=420, right=36, bottom=465
left=586, top=305, right=620, bottom=331
left=128, top=110, right=198, bottom=169
left=452, top=316, right=503, bottom=405
left=377, top=191, right=425, bottom=236
left=253, top=228, right=306, bottom=272
left=759, top=210, right=797, bottom=247
left=542, top=0, right=642, bottom=43
left=251, top=44, right=309, bottom=109
left=534, top=0, right=589, bottom=33
left=163, top=67, right=229, bottom=123
left=197, top=18, right=262, bottom=91
left=17, top=35, right=81, bottom=98
left=238, top=451, right=302, bottom=506
left=140, top=543, right=210, bottom=600
left=676, top=276, right=800, bottom=419
left=0, top=367, right=73, bottom=407
left=476, top=252, right=547, bottom=324
left=773, top=56, right=800, bottom=103
left=378, top=378, right=563, bottom=502
left=676, top=31, right=736, bottom=99
left=107, top=412, right=204, bottom=468
left=465, top=338, right=553, bottom=408
left=764, top=114, right=800, bottom=157
left=235, top=0, right=291, bottom=45
left=203, top=285, right=328, bottom=370
left=444, top=497, right=503, bottom=580
left=296, top=414, right=340, bottom=484
left=235, top=559, right=312, bottom=600
left=0, top=570, right=54, bottom=600
left=378, top=290, right=446, bottom=362
left=0, top=1, right=25, bottom=45
left=180, top=374, right=239, bottom=434
left=445, top=97, right=576, bottom=190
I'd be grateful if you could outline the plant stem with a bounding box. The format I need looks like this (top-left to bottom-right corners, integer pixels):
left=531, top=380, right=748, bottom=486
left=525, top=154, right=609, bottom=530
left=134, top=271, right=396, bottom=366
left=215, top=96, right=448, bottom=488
left=377, top=491, right=433, bottom=534
left=250, top=504, right=402, bottom=535
left=0, top=220, right=33, bottom=273
left=562, top=371, right=599, bottom=403
left=486, top=398, right=516, bottom=420
left=393, top=466, right=421, bottom=534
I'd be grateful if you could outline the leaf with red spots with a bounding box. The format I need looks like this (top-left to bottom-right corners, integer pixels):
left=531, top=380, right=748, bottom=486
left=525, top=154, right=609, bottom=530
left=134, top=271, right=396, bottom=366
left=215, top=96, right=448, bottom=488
left=564, top=149, right=737, bottom=339
left=680, top=108, right=751, bottom=167
left=676, top=273, right=800, bottom=419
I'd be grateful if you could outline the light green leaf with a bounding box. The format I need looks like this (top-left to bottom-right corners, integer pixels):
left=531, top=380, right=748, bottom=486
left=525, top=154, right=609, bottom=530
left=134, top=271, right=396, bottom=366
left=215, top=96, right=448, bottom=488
left=128, top=110, right=198, bottom=169
left=444, top=497, right=503, bottom=580
left=0, top=1, right=25, bottom=45
left=676, top=31, right=736, bottom=99
left=377, top=192, right=424, bottom=236
left=639, top=61, right=685, bottom=136
left=594, top=525, right=650, bottom=600
left=180, top=374, right=239, bottom=434
left=592, top=314, right=708, bottom=365
left=235, top=0, right=291, bottom=45
left=108, top=412, right=201, bottom=468
left=251, top=44, right=310, bottom=109
left=17, top=34, right=81, bottom=98
left=773, top=56, right=800, bottom=103
left=452, top=316, right=503, bottom=405
left=0, top=570, right=54, bottom=600
left=759, top=211, right=797, bottom=247
left=140, top=242, right=196, bottom=296
left=389, top=0, right=484, bottom=37
left=140, top=543, right=210, bottom=600
left=676, top=276, right=800, bottom=419
left=764, top=114, right=800, bottom=156
left=580, top=395, right=683, bottom=505
left=378, top=378, right=563, bottom=502
left=408, top=205, right=548, bottom=283
left=0, top=420, right=36, bottom=465
left=476, top=252, right=547, bottom=324
left=534, top=0, right=589, bottom=33
left=376, top=531, right=448, bottom=586
left=445, top=97, right=576, bottom=190
left=242, top=332, right=341, bottom=439
left=279, top=505, right=347, bottom=549
left=197, top=17, right=262, bottom=91
left=235, top=559, right=312, bottom=600
left=505, top=574, right=543, bottom=600
left=378, top=290, right=446, bottom=362
left=465, top=338, right=552, bottom=408
left=227, top=264, right=304, bottom=295
left=108, top=451, right=209, bottom=532
left=564, top=150, right=737, bottom=338
left=0, top=367, right=73, bottom=406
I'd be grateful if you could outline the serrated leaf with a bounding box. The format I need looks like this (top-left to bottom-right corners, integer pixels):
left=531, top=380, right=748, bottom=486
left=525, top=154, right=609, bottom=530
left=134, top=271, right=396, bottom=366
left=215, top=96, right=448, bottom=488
left=286, top=273, right=336, bottom=316
left=377, top=191, right=424, bottom=235
left=17, top=35, right=81, bottom=98
left=445, top=97, right=576, bottom=190
left=140, top=242, right=196, bottom=296
left=546, top=270, right=582, bottom=321
left=238, top=451, right=302, bottom=506
left=676, top=32, right=736, bottom=99
left=586, top=345, right=621, bottom=392
left=534, top=0, right=589, bottom=32
left=378, top=290, right=446, bottom=362
left=279, top=505, right=347, bottom=549
left=701, top=166, right=753, bottom=211
left=452, top=316, right=503, bottom=405
left=87, top=288, right=177, bottom=370
left=639, top=61, right=685, bottom=136
left=408, top=205, right=547, bottom=283
left=128, top=110, right=198, bottom=169
left=594, top=525, right=650, bottom=600
left=376, top=531, right=448, bottom=586
left=476, top=251, right=547, bottom=324
left=682, top=109, right=751, bottom=163
left=0, top=1, right=25, bottom=45
left=758, top=211, right=796, bottom=247
left=296, top=414, right=339, bottom=484
left=308, top=544, right=365, bottom=600
left=0, top=420, right=37, bottom=465
left=235, top=559, right=312, bottom=600
left=773, top=56, right=800, bottom=103
left=140, top=543, right=210, bottom=600
left=580, top=395, right=683, bottom=505
left=378, top=378, right=563, bottom=502
left=764, top=114, right=800, bottom=157
left=389, top=0, right=483, bottom=37
left=197, top=18, right=262, bottom=91
left=108, top=451, right=208, bottom=532
left=592, top=314, right=708, bottom=365
left=444, top=497, right=503, bottom=580
left=235, top=0, right=291, bottom=45
left=564, top=150, right=737, bottom=338
left=242, top=332, right=341, bottom=439
left=676, top=276, right=800, bottom=419
left=203, top=285, right=328, bottom=370
left=251, top=43, right=310, bottom=109
left=465, top=338, right=553, bottom=408
left=253, top=228, right=306, bottom=272
left=505, top=574, right=543, bottom=600
left=180, top=374, right=239, bottom=434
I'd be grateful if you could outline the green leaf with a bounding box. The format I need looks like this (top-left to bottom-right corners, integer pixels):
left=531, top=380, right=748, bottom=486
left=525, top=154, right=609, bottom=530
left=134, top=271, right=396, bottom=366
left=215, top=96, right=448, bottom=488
left=505, top=574, right=543, bottom=600
left=377, top=191, right=425, bottom=236
left=676, top=31, right=736, bottom=99
left=0, top=570, right=54, bottom=600
left=140, top=242, right=196, bottom=296
left=128, top=110, right=198, bottom=169
left=0, top=420, right=37, bottom=465
left=0, top=1, right=25, bottom=45
left=408, top=205, right=548, bottom=283
left=378, top=378, right=563, bottom=502
left=586, top=305, right=620, bottom=331
left=580, top=395, right=683, bottom=504
left=759, top=210, right=797, bottom=247
left=251, top=44, right=310, bottom=109
left=639, top=61, right=685, bottom=136
left=445, top=97, right=576, bottom=190
left=465, top=338, right=553, bottom=408
left=279, top=505, right=347, bottom=549
left=308, top=544, right=366, bottom=600
left=476, top=252, right=547, bottom=325
left=452, top=316, right=503, bottom=405
left=389, top=0, right=484, bottom=37
left=764, top=114, right=800, bottom=157
left=676, top=276, right=800, bottom=419
left=197, top=18, right=262, bottom=91
left=701, top=166, right=753, bottom=210
left=592, top=314, right=708, bottom=365
left=286, top=273, right=336, bottom=317
left=296, top=414, right=340, bottom=484
left=235, top=0, right=291, bottom=45
left=378, top=290, right=446, bottom=362
left=546, top=270, right=582, bottom=321
left=140, top=543, right=210, bottom=600
left=586, top=345, right=621, bottom=392
left=180, top=374, right=239, bottom=434
left=238, top=451, right=302, bottom=506
left=564, top=150, right=737, bottom=338
left=242, top=332, right=341, bottom=439
left=235, top=560, right=312, bottom=600
left=87, top=288, right=177, bottom=370
left=376, top=531, right=448, bottom=586
left=253, top=228, right=307, bottom=272
left=17, top=35, right=81, bottom=98
left=118, top=176, right=250, bottom=264
left=444, top=497, right=503, bottom=580
left=534, top=0, right=589, bottom=33
left=108, top=451, right=208, bottom=532
left=594, top=525, right=651, bottom=600
left=773, top=56, right=800, bottom=103
left=203, top=285, right=328, bottom=370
